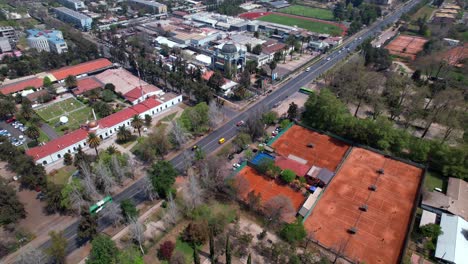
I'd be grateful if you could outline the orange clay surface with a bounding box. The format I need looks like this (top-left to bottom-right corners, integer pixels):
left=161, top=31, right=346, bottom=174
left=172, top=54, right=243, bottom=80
left=271, top=125, right=350, bottom=171
left=236, top=166, right=306, bottom=221
left=304, top=148, right=423, bottom=264
left=385, top=35, right=428, bottom=60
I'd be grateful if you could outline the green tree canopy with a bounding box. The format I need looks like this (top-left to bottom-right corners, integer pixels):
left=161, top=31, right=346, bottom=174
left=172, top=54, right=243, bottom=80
left=280, top=219, right=306, bottom=244
left=0, top=178, right=26, bottom=225
left=148, top=161, right=177, bottom=198
left=280, top=169, right=296, bottom=183
left=86, top=234, right=119, bottom=264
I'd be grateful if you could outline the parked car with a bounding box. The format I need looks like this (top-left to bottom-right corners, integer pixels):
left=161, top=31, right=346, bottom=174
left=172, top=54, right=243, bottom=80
left=6, top=117, right=16, bottom=123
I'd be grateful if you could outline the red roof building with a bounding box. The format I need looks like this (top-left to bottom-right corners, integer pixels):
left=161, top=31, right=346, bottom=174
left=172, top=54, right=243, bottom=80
left=275, top=156, right=310, bottom=177
left=0, top=77, right=43, bottom=95
left=73, top=77, right=104, bottom=95
left=50, top=58, right=113, bottom=81
left=26, top=129, right=89, bottom=161
left=262, top=42, right=286, bottom=55
left=123, top=84, right=161, bottom=103
left=97, top=98, right=162, bottom=128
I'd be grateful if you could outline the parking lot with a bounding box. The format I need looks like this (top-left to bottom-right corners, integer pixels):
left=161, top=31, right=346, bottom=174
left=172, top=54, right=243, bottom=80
left=0, top=119, right=29, bottom=147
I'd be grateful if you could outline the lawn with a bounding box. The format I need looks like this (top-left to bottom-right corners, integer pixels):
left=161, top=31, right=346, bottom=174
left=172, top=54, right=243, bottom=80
left=257, top=14, right=343, bottom=36
left=424, top=170, right=446, bottom=192
left=35, top=98, right=85, bottom=121
left=49, top=165, right=76, bottom=185
left=38, top=129, right=50, bottom=143
left=410, top=5, right=436, bottom=22
left=175, top=238, right=199, bottom=262
left=161, top=112, right=177, bottom=122
left=278, top=5, right=334, bottom=20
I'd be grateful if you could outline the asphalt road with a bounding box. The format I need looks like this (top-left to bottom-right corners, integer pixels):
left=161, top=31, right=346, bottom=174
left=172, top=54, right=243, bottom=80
left=37, top=0, right=422, bottom=256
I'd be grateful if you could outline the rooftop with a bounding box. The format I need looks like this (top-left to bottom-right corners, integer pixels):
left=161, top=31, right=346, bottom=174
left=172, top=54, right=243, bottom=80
left=26, top=29, right=65, bottom=44
left=129, top=0, right=166, bottom=7
left=435, top=213, right=468, bottom=264
left=99, top=97, right=161, bottom=128
left=50, top=58, right=113, bottom=81
left=94, top=68, right=145, bottom=94
left=422, top=178, right=468, bottom=220
left=274, top=156, right=310, bottom=176
left=0, top=77, right=43, bottom=95
left=54, top=7, right=92, bottom=20
left=123, top=84, right=161, bottom=102
left=72, top=77, right=104, bottom=95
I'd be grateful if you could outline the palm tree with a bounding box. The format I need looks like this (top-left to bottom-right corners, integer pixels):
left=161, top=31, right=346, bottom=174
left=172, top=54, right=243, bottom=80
left=116, top=125, right=132, bottom=143
left=269, top=61, right=277, bottom=81
left=87, top=133, right=101, bottom=156
left=131, top=115, right=144, bottom=136
left=25, top=126, right=40, bottom=143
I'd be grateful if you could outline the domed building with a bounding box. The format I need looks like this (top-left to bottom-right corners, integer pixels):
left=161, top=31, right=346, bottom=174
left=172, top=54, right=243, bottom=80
left=212, top=41, right=246, bottom=73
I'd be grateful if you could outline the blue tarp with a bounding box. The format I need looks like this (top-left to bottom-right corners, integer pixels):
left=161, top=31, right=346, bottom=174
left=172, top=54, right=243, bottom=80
left=251, top=152, right=275, bottom=166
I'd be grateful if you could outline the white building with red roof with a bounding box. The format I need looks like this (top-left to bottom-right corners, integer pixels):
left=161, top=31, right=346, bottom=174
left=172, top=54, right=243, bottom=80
left=123, top=84, right=164, bottom=105
left=26, top=94, right=182, bottom=165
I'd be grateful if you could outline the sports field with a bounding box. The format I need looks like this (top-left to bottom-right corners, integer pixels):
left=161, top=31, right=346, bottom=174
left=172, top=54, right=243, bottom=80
left=35, top=98, right=93, bottom=135
left=304, top=148, right=423, bottom=264
left=236, top=166, right=305, bottom=223
left=270, top=125, right=350, bottom=171
left=257, top=13, right=344, bottom=36
left=385, top=35, right=428, bottom=60
left=278, top=5, right=334, bottom=20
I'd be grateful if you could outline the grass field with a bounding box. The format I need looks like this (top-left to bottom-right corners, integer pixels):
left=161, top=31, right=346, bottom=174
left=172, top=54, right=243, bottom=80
left=410, top=5, right=436, bottom=22
left=278, top=5, right=334, bottom=20
left=35, top=98, right=93, bottom=135
left=49, top=165, right=75, bottom=185
left=257, top=14, right=343, bottom=36
left=424, top=171, right=446, bottom=192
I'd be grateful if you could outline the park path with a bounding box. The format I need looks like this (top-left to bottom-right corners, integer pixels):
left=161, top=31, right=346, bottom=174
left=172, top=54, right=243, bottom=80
left=40, top=123, right=59, bottom=140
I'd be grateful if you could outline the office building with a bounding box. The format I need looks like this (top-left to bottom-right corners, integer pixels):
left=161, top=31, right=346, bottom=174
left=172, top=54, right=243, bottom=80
left=0, top=37, right=12, bottom=52
left=0, top=26, right=18, bottom=45
left=54, top=7, right=92, bottom=31
left=26, top=29, right=68, bottom=54
left=128, top=0, right=167, bottom=14
left=57, top=0, right=86, bottom=10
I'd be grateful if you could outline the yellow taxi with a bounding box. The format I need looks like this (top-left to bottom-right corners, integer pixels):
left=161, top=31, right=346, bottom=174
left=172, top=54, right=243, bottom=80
left=218, top=138, right=225, bottom=144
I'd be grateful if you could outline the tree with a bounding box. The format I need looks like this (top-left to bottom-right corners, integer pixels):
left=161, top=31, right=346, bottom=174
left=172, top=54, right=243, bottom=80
left=253, top=31, right=259, bottom=38
left=209, top=231, right=215, bottom=263
left=193, top=246, right=200, bottom=264
left=116, top=125, right=132, bottom=143
left=247, top=253, right=251, bottom=264
left=94, top=160, right=116, bottom=195
left=120, top=199, right=138, bottom=222
left=20, top=99, right=34, bottom=121
left=148, top=161, right=177, bottom=198
left=147, top=127, right=171, bottom=158
left=60, top=178, right=86, bottom=214
left=118, top=246, right=144, bottom=264
left=131, top=115, right=144, bottom=136
left=44, top=182, right=63, bottom=214
left=240, top=70, right=251, bottom=88
left=93, top=101, right=113, bottom=117
left=420, top=223, right=443, bottom=239
left=104, top=83, right=115, bottom=92
left=252, top=44, right=262, bottom=55
left=163, top=193, right=180, bottom=229
left=245, top=111, right=264, bottom=140
left=262, top=111, right=278, bottom=125
left=78, top=209, right=98, bottom=241
left=141, top=175, right=158, bottom=201
left=208, top=71, right=225, bottom=93
left=280, top=169, right=296, bottom=183
left=280, top=219, right=306, bottom=244
left=129, top=217, right=146, bottom=254
left=183, top=175, right=204, bottom=211
left=226, top=235, right=231, bottom=264
left=65, top=75, right=77, bottom=89
left=287, top=102, right=298, bottom=120
left=63, top=153, right=73, bottom=165
left=45, top=231, right=67, bottom=264
left=183, top=220, right=208, bottom=246
left=87, top=132, right=101, bottom=156
left=103, top=202, right=123, bottom=227
left=100, top=90, right=115, bottom=102
left=233, top=132, right=251, bottom=151
left=208, top=102, right=223, bottom=128
left=25, top=126, right=40, bottom=143
left=169, top=120, right=189, bottom=149
left=144, top=114, right=152, bottom=127
left=263, top=195, right=295, bottom=225
left=86, top=234, right=119, bottom=264
left=0, top=178, right=26, bottom=225
left=158, top=241, right=175, bottom=261
left=269, top=61, right=277, bottom=80
left=15, top=246, right=47, bottom=264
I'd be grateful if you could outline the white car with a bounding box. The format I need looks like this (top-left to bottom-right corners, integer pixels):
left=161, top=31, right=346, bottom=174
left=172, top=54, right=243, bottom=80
left=326, top=57, right=331, bottom=61
left=305, top=67, right=311, bottom=72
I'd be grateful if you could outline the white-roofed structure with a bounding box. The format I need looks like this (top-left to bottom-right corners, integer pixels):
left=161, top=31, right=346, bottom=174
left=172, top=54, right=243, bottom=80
left=298, top=187, right=322, bottom=218
left=419, top=210, right=437, bottom=227
left=435, top=213, right=468, bottom=264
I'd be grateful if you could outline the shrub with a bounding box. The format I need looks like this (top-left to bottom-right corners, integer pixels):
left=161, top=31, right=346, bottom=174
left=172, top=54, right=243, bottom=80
left=158, top=240, right=175, bottom=260
left=280, top=169, right=296, bottom=183
left=280, top=219, right=306, bottom=244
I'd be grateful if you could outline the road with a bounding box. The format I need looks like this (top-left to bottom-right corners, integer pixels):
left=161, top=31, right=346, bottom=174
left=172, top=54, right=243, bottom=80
left=36, top=0, right=422, bottom=257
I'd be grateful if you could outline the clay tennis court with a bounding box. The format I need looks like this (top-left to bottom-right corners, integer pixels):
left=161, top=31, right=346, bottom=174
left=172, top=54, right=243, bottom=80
left=385, top=35, right=428, bottom=60
left=304, top=148, right=423, bottom=264
left=236, top=166, right=306, bottom=222
left=270, top=125, right=350, bottom=171
left=239, top=11, right=272, bottom=20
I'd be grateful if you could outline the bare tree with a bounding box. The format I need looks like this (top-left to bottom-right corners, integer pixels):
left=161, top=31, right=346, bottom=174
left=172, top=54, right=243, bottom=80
left=127, top=156, right=138, bottom=179
left=199, top=157, right=228, bottom=193
left=128, top=217, right=146, bottom=254
left=163, top=193, right=180, bottom=229
left=69, top=183, right=88, bottom=214
left=263, top=195, right=295, bottom=225
left=141, top=176, right=158, bottom=201
left=183, top=175, right=204, bottom=211
left=331, top=240, right=347, bottom=264
left=104, top=202, right=123, bottom=227
left=169, top=120, right=190, bottom=149
left=79, top=162, right=100, bottom=201
left=15, top=247, right=48, bottom=264
left=182, top=150, right=194, bottom=173
left=234, top=175, right=251, bottom=198
left=208, top=102, right=224, bottom=128
left=110, top=155, right=126, bottom=185
left=95, top=161, right=116, bottom=195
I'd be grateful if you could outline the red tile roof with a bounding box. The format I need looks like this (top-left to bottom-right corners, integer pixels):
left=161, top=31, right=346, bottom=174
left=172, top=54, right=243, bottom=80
left=123, top=84, right=160, bottom=102
left=26, top=89, right=49, bottom=102
left=98, top=98, right=161, bottom=128
left=26, top=129, right=89, bottom=161
left=73, top=77, right=104, bottom=95
left=0, top=77, right=43, bottom=95
left=50, top=58, right=113, bottom=81
left=201, top=70, right=214, bottom=81
left=275, top=156, right=310, bottom=177
left=262, top=42, right=286, bottom=55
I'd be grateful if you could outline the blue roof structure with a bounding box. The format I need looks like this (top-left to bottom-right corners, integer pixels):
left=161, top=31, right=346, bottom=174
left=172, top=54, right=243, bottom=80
left=251, top=152, right=275, bottom=166
left=26, top=29, right=65, bottom=44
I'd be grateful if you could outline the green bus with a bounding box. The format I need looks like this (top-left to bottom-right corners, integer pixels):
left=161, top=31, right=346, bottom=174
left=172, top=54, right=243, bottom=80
left=299, top=87, right=313, bottom=95
left=90, top=196, right=113, bottom=214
